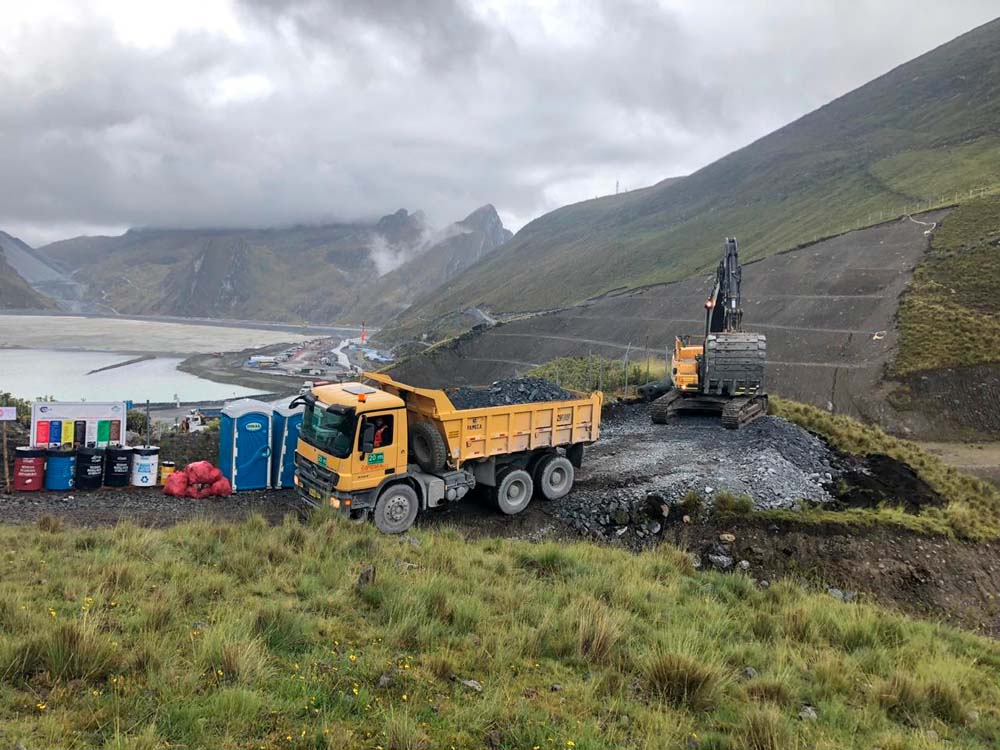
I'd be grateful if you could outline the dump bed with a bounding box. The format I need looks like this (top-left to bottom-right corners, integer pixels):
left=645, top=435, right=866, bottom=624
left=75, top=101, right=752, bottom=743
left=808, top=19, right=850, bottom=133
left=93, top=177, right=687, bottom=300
left=364, top=372, right=602, bottom=468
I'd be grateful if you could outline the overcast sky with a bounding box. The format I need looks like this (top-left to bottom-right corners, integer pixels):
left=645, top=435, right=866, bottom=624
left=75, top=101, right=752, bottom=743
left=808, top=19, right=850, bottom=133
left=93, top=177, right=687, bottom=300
left=1, top=0, right=997, bottom=246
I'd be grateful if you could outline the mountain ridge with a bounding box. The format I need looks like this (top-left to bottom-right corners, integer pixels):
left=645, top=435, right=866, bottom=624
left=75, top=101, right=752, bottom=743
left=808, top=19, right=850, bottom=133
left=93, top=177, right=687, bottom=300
left=390, top=16, right=1000, bottom=338
left=33, top=205, right=512, bottom=324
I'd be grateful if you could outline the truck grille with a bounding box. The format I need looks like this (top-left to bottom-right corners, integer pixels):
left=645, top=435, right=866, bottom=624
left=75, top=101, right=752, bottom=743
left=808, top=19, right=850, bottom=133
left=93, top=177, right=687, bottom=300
left=295, top=453, right=339, bottom=493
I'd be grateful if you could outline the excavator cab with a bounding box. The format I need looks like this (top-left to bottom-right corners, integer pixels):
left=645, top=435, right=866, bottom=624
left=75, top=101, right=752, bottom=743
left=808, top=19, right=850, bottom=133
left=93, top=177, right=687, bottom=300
left=652, top=238, right=768, bottom=429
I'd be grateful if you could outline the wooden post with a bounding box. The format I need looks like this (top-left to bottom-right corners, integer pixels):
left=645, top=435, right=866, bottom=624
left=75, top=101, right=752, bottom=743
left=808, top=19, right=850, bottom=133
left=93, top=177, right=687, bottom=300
left=623, top=343, right=632, bottom=400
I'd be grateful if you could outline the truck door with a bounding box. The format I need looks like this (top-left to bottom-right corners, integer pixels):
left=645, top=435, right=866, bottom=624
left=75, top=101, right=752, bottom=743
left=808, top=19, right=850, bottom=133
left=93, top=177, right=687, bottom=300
left=353, top=410, right=403, bottom=489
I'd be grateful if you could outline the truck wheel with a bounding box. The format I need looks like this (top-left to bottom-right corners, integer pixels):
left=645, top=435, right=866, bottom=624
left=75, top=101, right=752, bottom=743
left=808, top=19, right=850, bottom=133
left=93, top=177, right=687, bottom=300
left=410, top=422, right=447, bottom=472
left=373, top=484, right=419, bottom=534
left=536, top=455, right=574, bottom=500
left=493, top=468, right=533, bottom=515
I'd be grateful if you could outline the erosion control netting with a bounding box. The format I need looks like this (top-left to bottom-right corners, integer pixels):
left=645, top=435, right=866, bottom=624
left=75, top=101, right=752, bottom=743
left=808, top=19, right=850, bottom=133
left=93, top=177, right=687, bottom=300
left=446, top=378, right=575, bottom=409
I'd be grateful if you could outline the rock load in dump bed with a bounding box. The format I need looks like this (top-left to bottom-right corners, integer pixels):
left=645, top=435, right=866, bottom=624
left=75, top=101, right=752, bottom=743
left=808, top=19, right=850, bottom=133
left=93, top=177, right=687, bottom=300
left=446, top=378, right=575, bottom=409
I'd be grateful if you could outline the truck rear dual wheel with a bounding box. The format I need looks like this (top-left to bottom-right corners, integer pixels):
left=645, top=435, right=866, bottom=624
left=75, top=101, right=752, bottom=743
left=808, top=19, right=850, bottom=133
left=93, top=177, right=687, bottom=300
left=374, top=484, right=419, bottom=534
left=534, top=455, right=574, bottom=501
left=493, top=468, right=534, bottom=515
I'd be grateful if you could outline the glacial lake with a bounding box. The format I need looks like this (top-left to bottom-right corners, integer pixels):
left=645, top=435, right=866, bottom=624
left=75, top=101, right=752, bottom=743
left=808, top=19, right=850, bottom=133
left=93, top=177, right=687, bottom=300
left=0, top=349, right=264, bottom=403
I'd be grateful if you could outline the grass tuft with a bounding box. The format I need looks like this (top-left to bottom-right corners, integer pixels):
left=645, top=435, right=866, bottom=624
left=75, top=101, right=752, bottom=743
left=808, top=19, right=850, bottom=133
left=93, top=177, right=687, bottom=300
left=252, top=604, right=311, bottom=653
left=714, top=492, right=754, bottom=516
left=515, top=544, right=583, bottom=577
left=384, top=711, right=429, bottom=750
left=37, top=515, right=63, bottom=533
left=738, top=706, right=792, bottom=750
left=643, top=647, right=726, bottom=711
left=576, top=597, right=621, bottom=664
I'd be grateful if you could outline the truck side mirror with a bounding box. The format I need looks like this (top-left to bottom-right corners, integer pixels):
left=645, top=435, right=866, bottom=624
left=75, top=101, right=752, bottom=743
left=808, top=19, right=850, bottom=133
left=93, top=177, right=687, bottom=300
left=360, top=422, right=375, bottom=454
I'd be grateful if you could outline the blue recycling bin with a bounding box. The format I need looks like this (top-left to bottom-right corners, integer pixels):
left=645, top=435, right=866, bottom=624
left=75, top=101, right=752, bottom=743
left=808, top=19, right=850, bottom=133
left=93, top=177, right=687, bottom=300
left=220, top=399, right=273, bottom=491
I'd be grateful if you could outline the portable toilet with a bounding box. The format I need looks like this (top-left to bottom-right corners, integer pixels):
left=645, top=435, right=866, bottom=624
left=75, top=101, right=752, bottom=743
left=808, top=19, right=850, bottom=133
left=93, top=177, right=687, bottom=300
left=271, top=401, right=304, bottom=489
left=220, top=399, right=273, bottom=491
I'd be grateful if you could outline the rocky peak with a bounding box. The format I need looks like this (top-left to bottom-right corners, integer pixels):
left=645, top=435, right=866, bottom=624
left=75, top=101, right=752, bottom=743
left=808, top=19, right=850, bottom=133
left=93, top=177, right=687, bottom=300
left=458, top=204, right=512, bottom=248
left=375, top=208, right=429, bottom=246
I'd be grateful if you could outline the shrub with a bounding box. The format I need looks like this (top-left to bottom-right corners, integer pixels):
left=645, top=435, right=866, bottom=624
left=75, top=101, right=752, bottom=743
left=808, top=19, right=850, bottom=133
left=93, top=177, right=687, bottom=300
left=678, top=490, right=704, bottom=516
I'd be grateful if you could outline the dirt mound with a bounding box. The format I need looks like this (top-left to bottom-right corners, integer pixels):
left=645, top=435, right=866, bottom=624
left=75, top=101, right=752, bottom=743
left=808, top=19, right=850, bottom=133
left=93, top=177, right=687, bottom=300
left=832, top=453, right=944, bottom=513
left=446, top=378, right=573, bottom=409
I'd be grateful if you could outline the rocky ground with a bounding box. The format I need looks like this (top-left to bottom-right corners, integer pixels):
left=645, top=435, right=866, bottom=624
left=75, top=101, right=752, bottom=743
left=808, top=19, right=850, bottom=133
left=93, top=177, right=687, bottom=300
left=0, top=487, right=301, bottom=527
left=554, top=407, right=838, bottom=543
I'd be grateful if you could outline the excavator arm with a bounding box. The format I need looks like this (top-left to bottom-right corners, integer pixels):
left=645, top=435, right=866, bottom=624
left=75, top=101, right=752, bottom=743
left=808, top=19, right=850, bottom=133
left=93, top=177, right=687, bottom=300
left=704, top=237, right=743, bottom=336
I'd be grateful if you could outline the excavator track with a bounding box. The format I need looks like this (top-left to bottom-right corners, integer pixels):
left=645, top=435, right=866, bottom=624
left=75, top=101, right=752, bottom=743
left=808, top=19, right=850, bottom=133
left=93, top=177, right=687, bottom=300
left=650, top=389, right=683, bottom=424
left=720, top=395, right=769, bottom=429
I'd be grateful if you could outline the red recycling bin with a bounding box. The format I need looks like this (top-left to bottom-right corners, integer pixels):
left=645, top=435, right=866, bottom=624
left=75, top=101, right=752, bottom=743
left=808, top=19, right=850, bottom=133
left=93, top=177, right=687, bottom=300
left=14, top=447, right=46, bottom=491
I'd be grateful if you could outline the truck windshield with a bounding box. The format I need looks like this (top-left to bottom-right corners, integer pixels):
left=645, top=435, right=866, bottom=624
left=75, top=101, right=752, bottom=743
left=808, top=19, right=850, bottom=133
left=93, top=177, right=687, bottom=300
left=301, top=403, right=356, bottom=459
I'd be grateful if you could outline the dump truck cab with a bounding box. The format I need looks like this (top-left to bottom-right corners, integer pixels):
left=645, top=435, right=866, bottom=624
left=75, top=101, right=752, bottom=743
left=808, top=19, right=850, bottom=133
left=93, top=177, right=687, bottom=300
left=293, top=383, right=408, bottom=512
left=293, top=374, right=602, bottom=534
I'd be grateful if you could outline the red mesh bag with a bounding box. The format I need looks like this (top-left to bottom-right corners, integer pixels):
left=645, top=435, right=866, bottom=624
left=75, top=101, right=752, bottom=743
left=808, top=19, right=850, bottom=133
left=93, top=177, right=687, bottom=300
left=186, top=461, right=217, bottom=484
left=186, top=484, right=213, bottom=500
left=163, top=471, right=189, bottom=497
left=209, top=477, right=232, bottom=497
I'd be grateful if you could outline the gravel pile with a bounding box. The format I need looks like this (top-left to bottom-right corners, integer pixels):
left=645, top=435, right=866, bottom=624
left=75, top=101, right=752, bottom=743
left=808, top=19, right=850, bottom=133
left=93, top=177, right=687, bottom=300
left=446, top=378, right=574, bottom=409
left=550, top=407, right=838, bottom=547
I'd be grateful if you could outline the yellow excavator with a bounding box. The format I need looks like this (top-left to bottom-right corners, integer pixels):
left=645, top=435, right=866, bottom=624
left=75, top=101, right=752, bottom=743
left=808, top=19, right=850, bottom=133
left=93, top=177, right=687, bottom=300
left=650, top=237, right=767, bottom=429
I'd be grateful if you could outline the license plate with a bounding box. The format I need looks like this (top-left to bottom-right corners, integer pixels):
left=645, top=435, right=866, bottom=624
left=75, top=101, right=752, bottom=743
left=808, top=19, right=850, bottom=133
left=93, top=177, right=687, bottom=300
left=308, top=488, right=322, bottom=501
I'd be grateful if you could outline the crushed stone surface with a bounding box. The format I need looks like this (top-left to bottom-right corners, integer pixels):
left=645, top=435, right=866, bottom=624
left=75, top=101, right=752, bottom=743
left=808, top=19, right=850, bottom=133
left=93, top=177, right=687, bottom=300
left=553, top=406, right=838, bottom=545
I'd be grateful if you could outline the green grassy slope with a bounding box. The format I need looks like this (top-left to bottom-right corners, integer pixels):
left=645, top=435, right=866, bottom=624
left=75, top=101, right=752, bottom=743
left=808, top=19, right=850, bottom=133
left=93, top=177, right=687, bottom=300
left=2, top=516, right=999, bottom=750
left=395, top=17, right=1000, bottom=332
left=894, top=193, right=1000, bottom=376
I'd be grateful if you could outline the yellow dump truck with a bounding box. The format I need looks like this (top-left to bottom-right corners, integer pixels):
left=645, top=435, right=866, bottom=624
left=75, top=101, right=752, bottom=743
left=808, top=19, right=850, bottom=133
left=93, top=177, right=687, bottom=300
left=292, top=372, right=602, bottom=533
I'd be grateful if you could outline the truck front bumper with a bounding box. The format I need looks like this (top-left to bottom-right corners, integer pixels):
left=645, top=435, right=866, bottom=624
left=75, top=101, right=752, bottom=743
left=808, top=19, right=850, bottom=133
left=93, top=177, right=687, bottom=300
left=293, top=455, right=375, bottom=512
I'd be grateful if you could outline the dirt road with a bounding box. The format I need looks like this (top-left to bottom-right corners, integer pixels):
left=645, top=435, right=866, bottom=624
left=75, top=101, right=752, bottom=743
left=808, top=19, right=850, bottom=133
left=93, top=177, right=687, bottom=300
left=920, top=441, right=1000, bottom=484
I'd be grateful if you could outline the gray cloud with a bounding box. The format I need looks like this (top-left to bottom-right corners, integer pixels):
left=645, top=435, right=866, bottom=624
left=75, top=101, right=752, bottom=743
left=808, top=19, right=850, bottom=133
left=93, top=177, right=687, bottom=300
left=0, top=1, right=997, bottom=246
